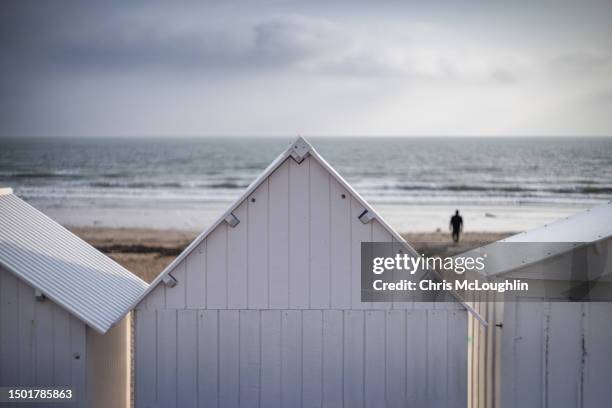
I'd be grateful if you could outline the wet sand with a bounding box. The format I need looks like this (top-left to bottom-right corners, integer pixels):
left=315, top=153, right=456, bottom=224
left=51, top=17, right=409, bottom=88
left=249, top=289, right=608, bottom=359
left=69, top=226, right=514, bottom=282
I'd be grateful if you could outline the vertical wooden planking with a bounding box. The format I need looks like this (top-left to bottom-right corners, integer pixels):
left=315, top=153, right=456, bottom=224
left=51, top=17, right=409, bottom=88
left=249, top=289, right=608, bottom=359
left=157, top=309, right=178, bottom=408
left=447, top=310, right=468, bottom=408
left=70, top=317, right=86, bottom=407
left=268, top=160, right=290, bottom=309
left=0, top=269, right=19, bottom=385
left=584, top=303, right=612, bottom=408
left=219, top=310, right=240, bottom=408
left=135, top=310, right=157, bottom=408
left=302, top=311, right=323, bottom=408
left=509, top=302, right=544, bottom=408
left=261, top=311, right=282, bottom=408
left=166, top=261, right=187, bottom=309
left=322, top=310, right=343, bottom=408
left=17, top=280, right=35, bottom=385
left=288, top=157, right=310, bottom=308
left=329, top=178, right=351, bottom=309
left=344, top=310, right=364, bottom=408
left=186, top=241, right=207, bottom=309
left=146, top=284, right=166, bottom=310
left=178, top=310, right=198, bottom=408
left=385, top=310, right=406, bottom=408
left=239, top=310, right=261, bottom=408
left=34, top=297, right=55, bottom=385
left=547, top=303, right=582, bottom=408
left=198, top=310, right=219, bottom=408
left=427, top=310, right=448, bottom=408
left=281, top=310, right=302, bottom=407
left=310, top=160, right=331, bottom=309
left=248, top=181, right=269, bottom=309
left=351, top=198, right=371, bottom=309
left=227, top=202, right=248, bottom=309
left=406, top=310, right=427, bottom=408
left=52, top=308, right=72, bottom=386
left=372, top=221, right=393, bottom=310
left=364, top=311, right=385, bottom=407
left=208, top=224, right=229, bottom=308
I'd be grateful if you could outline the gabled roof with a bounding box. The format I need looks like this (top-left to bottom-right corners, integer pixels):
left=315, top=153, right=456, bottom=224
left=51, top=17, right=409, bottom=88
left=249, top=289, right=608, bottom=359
left=468, top=201, right=612, bottom=277
left=0, top=189, right=148, bottom=333
left=130, top=137, right=483, bottom=323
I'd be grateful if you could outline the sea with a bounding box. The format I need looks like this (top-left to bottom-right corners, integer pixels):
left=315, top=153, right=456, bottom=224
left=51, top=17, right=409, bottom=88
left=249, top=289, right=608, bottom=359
left=1, top=137, right=611, bottom=232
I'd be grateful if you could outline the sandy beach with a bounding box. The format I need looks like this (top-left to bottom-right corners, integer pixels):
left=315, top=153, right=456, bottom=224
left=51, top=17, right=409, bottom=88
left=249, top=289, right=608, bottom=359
left=69, top=226, right=513, bottom=282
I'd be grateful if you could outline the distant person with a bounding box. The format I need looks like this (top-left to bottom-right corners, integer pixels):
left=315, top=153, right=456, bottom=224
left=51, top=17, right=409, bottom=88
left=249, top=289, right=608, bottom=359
left=450, top=209, right=463, bottom=243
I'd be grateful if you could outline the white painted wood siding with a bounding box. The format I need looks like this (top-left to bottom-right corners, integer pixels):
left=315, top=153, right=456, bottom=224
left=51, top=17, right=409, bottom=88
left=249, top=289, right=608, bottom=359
left=135, top=156, right=467, bottom=408
left=0, top=266, right=87, bottom=407
left=135, top=308, right=467, bottom=408
left=136, top=157, right=462, bottom=313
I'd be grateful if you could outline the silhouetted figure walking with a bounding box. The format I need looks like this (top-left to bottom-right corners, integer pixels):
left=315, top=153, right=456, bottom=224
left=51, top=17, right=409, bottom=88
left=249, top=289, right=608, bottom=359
left=450, top=209, right=463, bottom=243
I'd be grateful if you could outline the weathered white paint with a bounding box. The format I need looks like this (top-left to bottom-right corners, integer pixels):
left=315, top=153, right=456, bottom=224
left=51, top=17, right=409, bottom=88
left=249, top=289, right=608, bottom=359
left=134, top=138, right=469, bottom=408
left=468, top=205, right=612, bottom=408
left=0, top=265, right=132, bottom=408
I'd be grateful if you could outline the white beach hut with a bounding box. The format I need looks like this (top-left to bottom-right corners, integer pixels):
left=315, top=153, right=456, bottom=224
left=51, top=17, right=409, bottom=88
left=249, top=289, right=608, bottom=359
left=0, top=188, right=148, bottom=408
left=132, top=137, right=479, bottom=408
left=467, top=202, right=612, bottom=408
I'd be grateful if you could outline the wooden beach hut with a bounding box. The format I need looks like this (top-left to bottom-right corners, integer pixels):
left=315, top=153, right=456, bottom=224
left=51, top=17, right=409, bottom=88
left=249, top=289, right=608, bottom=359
left=467, top=202, right=612, bottom=408
left=0, top=188, right=148, bottom=408
left=131, top=137, right=479, bottom=408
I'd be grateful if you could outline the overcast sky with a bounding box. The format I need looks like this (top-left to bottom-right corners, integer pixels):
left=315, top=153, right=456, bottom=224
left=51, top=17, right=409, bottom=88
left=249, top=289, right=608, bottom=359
left=1, top=1, right=611, bottom=137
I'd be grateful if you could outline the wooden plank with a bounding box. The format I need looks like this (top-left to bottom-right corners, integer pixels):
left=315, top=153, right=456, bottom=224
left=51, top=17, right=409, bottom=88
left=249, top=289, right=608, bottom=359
left=281, top=310, right=302, bottom=407
left=509, top=302, right=544, bottom=408
left=344, top=310, right=364, bottom=408
left=0, top=269, right=19, bottom=385
left=406, top=310, right=427, bottom=408
left=157, top=309, right=178, bottom=408
left=17, top=280, right=35, bottom=385
left=427, top=310, right=448, bottom=408
left=329, top=178, right=351, bottom=309
left=240, top=310, right=261, bottom=408
left=447, top=310, right=468, bottom=408
left=34, top=297, right=55, bottom=385
left=135, top=310, right=157, bottom=408
left=227, top=202, right=248, bottom=309
left=260, top=311, right=281, bottom=408
left=178, top=310, right=198, bottom=408
left=70, top=317, right=86, bottom=407
left=364, top=311, right=385, bottom=407
left=204, top=226, right=225, bottom=309
left=219, top=310, right=240, bottom=408
left=584, top=303, right=612, bottom=408
left=146, top=284, right=166, bottom=310
left=547, top=303, right=582, bottom=408
left=268, top=160, right=290, bottom=309
left=302, top=311, right=323, bottom=408
left=385, top=310, right=406, bottom=408
left=186, top=241, right=207, bottom=308
left=166, top=260, right=187, bottom=309
left=288, top=157, right=310, bottom=308
left=309, top=160, right=331, bottom=309
left=372, top=221, right=392, bottom=310
left=198, top=310, right=219, bottom=408
left=351, top=198, right=372, bottom=309
left=322, top=310, right=343, bottom=408
left=248, top=181, right=269, bottom=309
left=52, top=308, right=72, bottom=386
left=208, top=224, right=228, bottom=308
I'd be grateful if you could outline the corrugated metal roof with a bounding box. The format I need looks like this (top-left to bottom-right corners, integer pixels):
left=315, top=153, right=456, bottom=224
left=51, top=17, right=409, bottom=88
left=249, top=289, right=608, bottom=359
left=0, top=191, right=148, bottom=333
left=464, top=201, right=612, bottom=277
